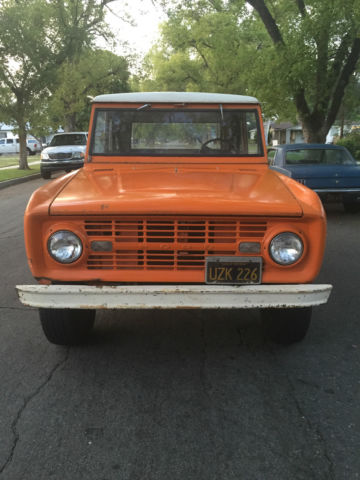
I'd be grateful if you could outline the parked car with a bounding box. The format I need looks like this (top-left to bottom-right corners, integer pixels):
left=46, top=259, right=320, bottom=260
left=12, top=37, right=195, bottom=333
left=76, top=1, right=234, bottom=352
left=40, top=132, right=87, bottom=179
left=268, top=143, right=360, bottom=212
left=26, top=138, right=42, bottom=154
left=0, top=136, right=42, bottom=155
left=17, top=92, right=332, bottom=346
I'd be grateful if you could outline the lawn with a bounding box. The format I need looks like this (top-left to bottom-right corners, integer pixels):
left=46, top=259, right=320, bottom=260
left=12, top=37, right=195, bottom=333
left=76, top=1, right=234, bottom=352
left=0, top=155, right=21, bottom=167
left=0, top=154, right=40, bottom=168
left=0, top=164, right=40, bottom=182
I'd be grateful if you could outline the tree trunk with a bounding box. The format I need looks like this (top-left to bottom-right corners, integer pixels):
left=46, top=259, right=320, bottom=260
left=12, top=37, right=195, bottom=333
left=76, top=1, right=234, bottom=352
left=64, top=113, right=77, bottom=132
left=301, top=122, right=328, bottom=144
left=18, top=122, right=29, bottom=170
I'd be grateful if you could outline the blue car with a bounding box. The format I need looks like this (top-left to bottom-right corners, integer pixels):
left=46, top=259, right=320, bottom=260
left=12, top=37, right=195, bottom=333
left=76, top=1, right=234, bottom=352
left=268, top=143, right=360, bottom=212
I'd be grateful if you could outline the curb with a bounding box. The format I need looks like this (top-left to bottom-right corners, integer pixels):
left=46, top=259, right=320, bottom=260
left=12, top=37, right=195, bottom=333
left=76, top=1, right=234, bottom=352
left=0, top=173, right=42, bottom=191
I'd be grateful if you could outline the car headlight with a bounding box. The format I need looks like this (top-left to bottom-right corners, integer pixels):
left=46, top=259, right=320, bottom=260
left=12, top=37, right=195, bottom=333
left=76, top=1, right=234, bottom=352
left=72, top=151, right=84, bottom=159
left=48, top=230, right=83, bottom=264
left=269, top=232, right=303, bottom=265
left=41, top=151, right=49, bottom=160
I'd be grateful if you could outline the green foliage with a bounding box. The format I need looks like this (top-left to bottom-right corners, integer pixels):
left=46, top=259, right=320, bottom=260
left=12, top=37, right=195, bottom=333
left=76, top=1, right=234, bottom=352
left=337, top=130, right=360, bottom=161
left=140, top=4, right=255, bottom=95
left=0, top=0, right=117, bottom=168
left=48, top=49, right=130, bottom=131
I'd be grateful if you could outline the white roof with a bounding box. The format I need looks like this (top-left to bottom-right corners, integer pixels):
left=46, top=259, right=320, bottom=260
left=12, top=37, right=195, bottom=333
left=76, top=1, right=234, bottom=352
left=92, top=92, right=259, bottom=104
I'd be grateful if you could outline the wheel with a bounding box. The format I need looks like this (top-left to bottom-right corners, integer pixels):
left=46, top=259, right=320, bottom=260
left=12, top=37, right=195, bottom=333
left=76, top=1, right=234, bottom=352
left=26, top=147, right=35, bottom=155
left=39, top=308, right=95, bottom=345
left=343, top=202, right=360, bottom=213
left=261, top=307, right=312, bottom=344
left=41, top=170, right=51, bottom=179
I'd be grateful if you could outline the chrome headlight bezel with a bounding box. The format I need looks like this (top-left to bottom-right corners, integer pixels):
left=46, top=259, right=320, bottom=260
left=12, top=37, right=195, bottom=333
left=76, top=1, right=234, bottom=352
left=269, top=232, right=304, bottom=266
left=47, top=230, right=83, bottom=264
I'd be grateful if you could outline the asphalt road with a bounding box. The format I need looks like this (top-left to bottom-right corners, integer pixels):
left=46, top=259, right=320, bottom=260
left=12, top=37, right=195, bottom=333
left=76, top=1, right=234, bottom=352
left=0, top=178, right=359, bottom=480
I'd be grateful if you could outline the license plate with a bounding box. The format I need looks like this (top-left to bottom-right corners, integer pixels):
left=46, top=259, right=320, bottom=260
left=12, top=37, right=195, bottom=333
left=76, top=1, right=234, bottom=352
left=205, top=256, right=262, bottom=285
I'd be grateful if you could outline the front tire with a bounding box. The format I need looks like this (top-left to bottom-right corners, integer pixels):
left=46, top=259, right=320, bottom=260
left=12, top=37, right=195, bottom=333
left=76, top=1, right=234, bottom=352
left=39, top=308, right=95, bottom=345
left=261, top=307, right=312, bottom=344
left=41, top=169, right=51, bottom=179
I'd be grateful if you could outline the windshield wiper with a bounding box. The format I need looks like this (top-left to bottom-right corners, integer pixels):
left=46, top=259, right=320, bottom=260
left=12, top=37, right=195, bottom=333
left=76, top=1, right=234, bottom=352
left=137, top=104, right=152, bottom=111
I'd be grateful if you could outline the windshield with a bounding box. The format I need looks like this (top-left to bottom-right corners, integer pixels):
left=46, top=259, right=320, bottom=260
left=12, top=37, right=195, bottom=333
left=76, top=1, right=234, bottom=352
left=285, top=148, right=355, bottom=165
left=91, top=109, right=263, bottom=156
left=50, top=134, right=87, bottom=147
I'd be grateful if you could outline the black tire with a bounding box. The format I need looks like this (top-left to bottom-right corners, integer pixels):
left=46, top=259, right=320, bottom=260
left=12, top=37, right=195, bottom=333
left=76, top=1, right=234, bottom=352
left=343, top=202, right=360, bottom=213
left=261, top=307, right=312, bottom=344
left=39, top=308, right=95, bottom=345
left=41, top=170, right=51, bottom=179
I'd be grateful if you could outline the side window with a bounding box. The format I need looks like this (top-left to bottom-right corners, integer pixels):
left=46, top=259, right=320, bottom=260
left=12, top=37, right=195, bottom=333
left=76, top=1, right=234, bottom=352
left=6, top=139, right=14, bottom=144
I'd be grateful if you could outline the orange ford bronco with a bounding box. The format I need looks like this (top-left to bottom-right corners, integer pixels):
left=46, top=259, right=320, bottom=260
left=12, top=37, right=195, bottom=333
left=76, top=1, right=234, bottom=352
left=17, top=92, right=332, bottom=345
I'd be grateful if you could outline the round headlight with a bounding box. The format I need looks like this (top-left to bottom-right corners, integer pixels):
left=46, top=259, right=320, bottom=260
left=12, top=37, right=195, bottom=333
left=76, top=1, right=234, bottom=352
left=48, top=230, right=82, bottom=264
left=269, top=232, right=303, bottom=265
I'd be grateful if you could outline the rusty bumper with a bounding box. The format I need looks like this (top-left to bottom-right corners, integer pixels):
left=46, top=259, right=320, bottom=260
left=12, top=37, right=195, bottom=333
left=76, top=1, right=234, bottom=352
left=16, top=284, right=332, bottom=310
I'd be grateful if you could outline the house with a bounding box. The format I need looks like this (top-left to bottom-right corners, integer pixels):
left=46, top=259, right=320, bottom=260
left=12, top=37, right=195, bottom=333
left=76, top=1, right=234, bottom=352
left=267, top=122, right=304, bottom=145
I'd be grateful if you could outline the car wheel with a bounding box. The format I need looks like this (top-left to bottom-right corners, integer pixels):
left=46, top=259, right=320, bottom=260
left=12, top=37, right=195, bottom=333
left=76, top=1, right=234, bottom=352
left=39, top=308, right=96, bottom=345
left=343, top=202, right=360, bottom=213
left=41, top=170, right=51, bottom=179
left=261, top=307, right=312, bottom=344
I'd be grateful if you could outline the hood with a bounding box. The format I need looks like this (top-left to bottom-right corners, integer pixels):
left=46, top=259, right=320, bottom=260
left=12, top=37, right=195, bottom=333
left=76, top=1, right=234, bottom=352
left=49, top=164, right=303, bottom=217
left=43, top=145, right=86, bottom=155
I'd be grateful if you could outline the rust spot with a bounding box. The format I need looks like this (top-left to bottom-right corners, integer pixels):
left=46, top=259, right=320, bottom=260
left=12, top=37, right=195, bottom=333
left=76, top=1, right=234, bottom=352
left=35, top=277, right=52, bottom=285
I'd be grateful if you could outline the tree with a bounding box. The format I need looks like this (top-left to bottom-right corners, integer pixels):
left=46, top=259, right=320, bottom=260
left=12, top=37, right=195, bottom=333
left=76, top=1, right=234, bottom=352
left=149, top=0, right=360, bottom=143
left=246, top=0, right=360, bottom=142
left=49, top=50, right=130, bottom=131
left=0, top=0, right=116, bottom=169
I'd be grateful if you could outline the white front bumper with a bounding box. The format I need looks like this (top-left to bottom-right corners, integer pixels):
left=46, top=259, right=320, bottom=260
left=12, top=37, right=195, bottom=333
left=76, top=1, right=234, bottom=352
left=16, top=284, right=332, bottom=310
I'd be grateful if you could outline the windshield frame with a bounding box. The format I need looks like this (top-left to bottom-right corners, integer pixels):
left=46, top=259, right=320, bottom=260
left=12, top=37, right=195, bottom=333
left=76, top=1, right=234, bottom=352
left=89, top=107, right=265, bottom=158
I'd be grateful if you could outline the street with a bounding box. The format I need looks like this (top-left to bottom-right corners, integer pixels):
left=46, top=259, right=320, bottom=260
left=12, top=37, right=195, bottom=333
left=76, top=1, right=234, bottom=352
left=0, top=178, right=359, bottom=480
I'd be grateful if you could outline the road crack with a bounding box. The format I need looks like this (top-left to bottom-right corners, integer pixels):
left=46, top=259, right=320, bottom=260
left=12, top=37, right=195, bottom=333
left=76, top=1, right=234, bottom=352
left=0, top=348, right=70, bottom=475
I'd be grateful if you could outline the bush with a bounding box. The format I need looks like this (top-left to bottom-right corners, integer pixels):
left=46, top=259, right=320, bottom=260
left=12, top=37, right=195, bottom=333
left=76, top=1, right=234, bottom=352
left=336, top=130, right=360, bottom=161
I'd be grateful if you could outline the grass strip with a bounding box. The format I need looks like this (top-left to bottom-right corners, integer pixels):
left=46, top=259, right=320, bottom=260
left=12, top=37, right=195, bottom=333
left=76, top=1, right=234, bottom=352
left=0, top=155, right=21, bottom=167
left=0, top=165, right=40, bottom=182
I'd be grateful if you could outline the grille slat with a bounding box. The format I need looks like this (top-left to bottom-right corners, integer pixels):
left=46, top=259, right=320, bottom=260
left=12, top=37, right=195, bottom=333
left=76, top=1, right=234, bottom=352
left=84, top=218, right=266, bottom=270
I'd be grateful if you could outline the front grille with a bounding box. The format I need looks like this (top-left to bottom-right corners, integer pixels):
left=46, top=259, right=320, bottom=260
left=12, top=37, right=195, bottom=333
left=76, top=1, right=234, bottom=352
left=84, top=218, right=267, bottom=271
left=48, top=152, right=72, bottom=160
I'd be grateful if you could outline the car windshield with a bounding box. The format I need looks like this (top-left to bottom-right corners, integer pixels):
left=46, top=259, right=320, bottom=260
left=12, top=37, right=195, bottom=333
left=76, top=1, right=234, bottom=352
left=285, top=148, right=355, bottom=165
left=50, top=134, right=87, bottom=147
left=91, top=109, right=263, bottom=156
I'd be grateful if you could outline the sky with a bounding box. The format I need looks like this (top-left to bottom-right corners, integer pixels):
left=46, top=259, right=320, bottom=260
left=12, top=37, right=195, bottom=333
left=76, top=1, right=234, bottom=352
left=104, top=0, right=166, bottom=57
